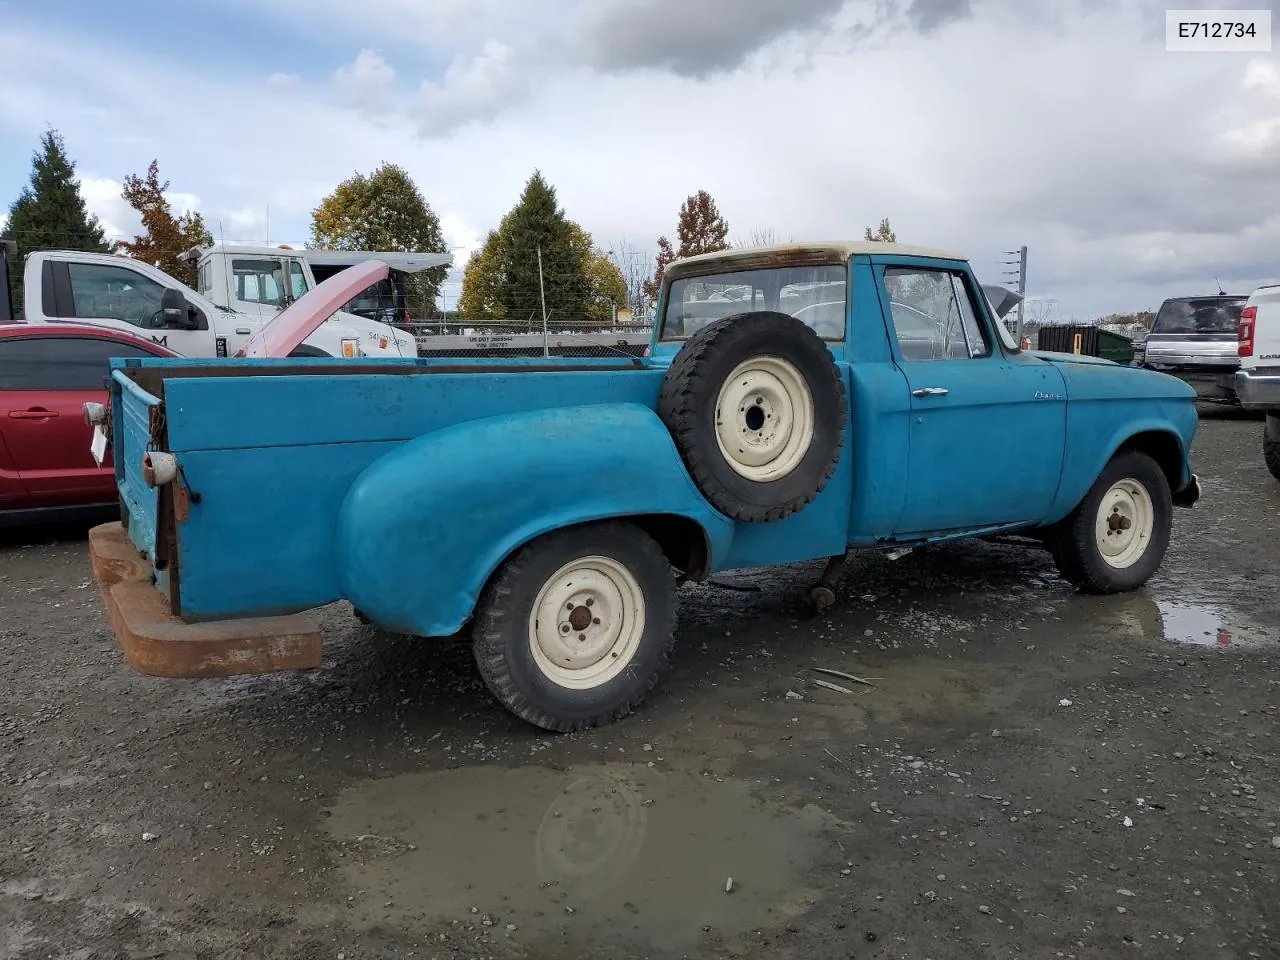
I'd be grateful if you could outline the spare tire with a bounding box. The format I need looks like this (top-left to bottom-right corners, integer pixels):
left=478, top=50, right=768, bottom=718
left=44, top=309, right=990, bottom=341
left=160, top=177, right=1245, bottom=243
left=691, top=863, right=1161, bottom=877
left=657, top=310, right=846, bottom=523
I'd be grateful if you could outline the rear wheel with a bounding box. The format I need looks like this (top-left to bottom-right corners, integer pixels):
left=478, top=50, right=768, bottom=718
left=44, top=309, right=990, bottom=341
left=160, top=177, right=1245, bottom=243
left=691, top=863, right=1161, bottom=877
left=1264, top=413, right=1280, bottom=482
left=471, top=521, right=678, bottom=733
left=1048, top=450, right=1173, bottom=594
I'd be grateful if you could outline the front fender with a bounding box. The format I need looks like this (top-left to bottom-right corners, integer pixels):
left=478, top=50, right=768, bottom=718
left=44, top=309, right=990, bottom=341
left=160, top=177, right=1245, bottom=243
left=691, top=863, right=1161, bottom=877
left=1045, top=403, right=1197, bottom=522
left=334, top=403, right=735, bottom=636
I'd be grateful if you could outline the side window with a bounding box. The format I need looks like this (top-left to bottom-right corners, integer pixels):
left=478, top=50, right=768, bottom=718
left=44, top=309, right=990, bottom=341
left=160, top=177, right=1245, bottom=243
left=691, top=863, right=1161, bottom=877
left=66, top=262, right=167, bottom=329
left=232, top=259, right=286, bottom=307
left=197, top=261, right=212, bottom=296
left=288, top=261, right=308, bottom=299
left=0, top=337, right=158, bottom=391
left=884, top=267, right=991, bottom=361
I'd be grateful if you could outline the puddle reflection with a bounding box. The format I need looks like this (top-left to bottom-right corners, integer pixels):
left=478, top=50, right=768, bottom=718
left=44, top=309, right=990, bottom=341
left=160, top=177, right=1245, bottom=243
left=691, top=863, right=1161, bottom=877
left=1156, top=599, right=1273, bottom=648
left=320, top=762, right=832, bottom=952
left=1102, top=593, right=1273, bottom=649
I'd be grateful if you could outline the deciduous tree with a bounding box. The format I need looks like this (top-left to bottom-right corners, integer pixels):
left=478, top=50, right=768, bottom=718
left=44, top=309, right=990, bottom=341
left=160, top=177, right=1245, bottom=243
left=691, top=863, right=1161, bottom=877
left=644, top=189, right=731, bottom=298
left=568, top=224, right=627, bottom=325
left=311, top=162, right=450, bottom=314
left=116, top=160, right=213, bottom=288
left=3, top=129, right=110, bottom=312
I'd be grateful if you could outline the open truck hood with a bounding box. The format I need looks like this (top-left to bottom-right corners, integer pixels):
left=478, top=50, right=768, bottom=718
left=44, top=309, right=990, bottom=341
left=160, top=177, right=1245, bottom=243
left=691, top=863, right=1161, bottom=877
left=982, top=284, right=1023, bottom=320
left=237, top=259, right=390, bottom=358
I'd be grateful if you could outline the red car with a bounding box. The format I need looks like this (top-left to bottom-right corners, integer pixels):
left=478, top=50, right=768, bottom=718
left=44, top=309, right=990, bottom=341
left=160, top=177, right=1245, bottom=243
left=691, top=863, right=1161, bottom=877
left=0, top=322, right=178, bottom=525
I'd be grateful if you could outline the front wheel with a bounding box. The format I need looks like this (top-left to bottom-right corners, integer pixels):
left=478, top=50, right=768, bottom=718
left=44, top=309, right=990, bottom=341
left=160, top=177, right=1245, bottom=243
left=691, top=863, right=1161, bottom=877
left=471, top=521, right=678, bottom=733
left=1047, top=450, right=1173, bottom=594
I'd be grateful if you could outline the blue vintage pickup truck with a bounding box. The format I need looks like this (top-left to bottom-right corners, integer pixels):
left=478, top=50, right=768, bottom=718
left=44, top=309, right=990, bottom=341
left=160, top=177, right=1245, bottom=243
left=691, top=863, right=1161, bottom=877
left=86, top=241, right=1201, bottom=732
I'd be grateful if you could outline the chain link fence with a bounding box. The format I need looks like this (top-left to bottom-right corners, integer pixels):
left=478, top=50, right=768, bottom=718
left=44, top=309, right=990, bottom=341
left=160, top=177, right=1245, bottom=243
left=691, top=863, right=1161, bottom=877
left=403, top=321, right=655, bottom=359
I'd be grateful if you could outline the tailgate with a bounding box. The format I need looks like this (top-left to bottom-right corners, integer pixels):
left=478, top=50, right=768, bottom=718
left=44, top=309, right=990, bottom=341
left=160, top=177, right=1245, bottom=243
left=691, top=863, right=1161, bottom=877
left=109, top=368, right=167, bottom=582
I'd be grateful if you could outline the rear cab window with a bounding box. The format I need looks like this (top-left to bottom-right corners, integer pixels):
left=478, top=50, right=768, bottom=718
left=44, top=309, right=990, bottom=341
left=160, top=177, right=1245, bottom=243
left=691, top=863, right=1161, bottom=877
left=659, top=264, right=848, bottom=341
left=1152, top=297, right=1245, bottom=335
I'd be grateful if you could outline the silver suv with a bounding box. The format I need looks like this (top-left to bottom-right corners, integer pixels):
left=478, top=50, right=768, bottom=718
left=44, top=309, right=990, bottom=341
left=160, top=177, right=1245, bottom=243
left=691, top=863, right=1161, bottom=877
left=1140, top=294, right=1248, bottom=403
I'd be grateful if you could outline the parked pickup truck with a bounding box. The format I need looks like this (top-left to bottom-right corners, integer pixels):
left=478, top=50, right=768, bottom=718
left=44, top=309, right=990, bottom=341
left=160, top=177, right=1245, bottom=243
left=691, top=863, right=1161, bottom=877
left=14, top=247, right=422, bottom=359
left=1234, top=282, right=1280, bottom=480
left=85, top=241, right=1202, bottom=733
left=1140, top=294, right=1248, bottom=402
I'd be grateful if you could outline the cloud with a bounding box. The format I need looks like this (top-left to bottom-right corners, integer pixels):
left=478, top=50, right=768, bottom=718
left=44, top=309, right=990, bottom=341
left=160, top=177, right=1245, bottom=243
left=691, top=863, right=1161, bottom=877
left=4, top=1, right=1280, bottom=321
left=574, top=0, right=847, bottom=77
left=333, top=50, right=396, bottom=117
left=266, top=72, right=300, bottom=90
left=77, top=177, right=140, bottom=242
left=415, top=40, right=528, bottom=136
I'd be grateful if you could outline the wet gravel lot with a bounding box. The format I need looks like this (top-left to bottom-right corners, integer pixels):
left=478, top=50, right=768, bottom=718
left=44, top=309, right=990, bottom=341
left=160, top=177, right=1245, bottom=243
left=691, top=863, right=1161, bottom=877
left=3, top=408, right=1279, bottom=960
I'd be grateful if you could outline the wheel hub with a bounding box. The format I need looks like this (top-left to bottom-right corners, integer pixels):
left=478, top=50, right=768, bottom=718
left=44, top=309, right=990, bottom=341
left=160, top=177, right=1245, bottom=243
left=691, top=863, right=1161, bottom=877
left=1095, top=478, right=1153, bottom=569
left=713, top=356, right=815, bottom=482
left=529, top=557, right=647, bottom=690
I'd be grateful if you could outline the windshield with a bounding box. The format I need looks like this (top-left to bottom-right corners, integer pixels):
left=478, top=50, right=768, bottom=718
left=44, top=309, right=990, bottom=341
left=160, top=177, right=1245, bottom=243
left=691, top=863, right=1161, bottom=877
left=660, top=264, right=847, bottom=340
left=1152, top=297, right=1245, bottom=334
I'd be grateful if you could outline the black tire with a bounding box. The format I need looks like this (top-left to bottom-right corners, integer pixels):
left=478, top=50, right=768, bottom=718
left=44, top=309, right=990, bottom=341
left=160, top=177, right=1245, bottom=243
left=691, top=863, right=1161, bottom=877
left=1047, top=450, right=1173, bottom=594
left=288, top=345, right=331, bottom=358
left=1264, top=414, right=1280, bottom=482
left=657, top=311, right=846, bottom=523
left=471, top=520, right=678, bottom=733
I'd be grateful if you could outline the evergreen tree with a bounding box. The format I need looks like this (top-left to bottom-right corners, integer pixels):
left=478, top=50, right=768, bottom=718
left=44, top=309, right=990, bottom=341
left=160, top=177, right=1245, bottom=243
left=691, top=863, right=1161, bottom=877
left=3, top=128, right=110, bottom=313
left=496, top=171, right=589, bottom=327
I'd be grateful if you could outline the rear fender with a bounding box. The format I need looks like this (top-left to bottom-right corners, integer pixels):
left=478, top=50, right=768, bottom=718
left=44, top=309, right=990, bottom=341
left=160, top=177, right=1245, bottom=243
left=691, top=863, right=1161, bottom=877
left=334, top=403, right=735, bottom=636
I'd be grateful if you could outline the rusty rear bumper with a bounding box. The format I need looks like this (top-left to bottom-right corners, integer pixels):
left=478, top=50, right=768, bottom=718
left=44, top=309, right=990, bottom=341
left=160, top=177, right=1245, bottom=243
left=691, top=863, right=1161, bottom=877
left=88, top=521, right=322, bottom=678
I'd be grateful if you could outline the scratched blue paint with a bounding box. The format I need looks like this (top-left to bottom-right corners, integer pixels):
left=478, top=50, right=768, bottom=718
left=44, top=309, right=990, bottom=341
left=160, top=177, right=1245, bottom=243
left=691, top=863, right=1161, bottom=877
left=104, top=248, right=1201, bottom=631
left=335, top=404, right=735, bottom=636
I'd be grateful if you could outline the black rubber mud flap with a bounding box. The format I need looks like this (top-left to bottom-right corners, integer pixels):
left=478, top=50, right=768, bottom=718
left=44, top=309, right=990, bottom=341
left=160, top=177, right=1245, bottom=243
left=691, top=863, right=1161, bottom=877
left=657, top=310, right=846, bottom=523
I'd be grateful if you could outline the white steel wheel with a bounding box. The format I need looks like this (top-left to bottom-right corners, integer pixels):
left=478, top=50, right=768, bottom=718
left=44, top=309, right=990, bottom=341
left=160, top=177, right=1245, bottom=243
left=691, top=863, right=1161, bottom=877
left=713, top=355, right=815, bottom=482
left=1094, top=477, right=1154, bottom=569
left=528, top=555, right=647, bottom=690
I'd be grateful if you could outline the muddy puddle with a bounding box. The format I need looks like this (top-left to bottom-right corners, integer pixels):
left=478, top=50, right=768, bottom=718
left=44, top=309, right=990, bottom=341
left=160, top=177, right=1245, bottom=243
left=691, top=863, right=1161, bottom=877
left=1100, top=594, right=1274, bottom=650
left=1155, top=600, right=1274, bottom=649
left=318, top=762, right=835, bottom=953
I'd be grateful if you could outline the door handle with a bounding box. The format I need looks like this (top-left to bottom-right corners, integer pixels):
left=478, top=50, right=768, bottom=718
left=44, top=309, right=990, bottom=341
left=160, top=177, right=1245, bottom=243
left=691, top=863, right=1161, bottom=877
left=911, top=387, right=949, bottom=397
left=8, top=408, right=59, bottom=420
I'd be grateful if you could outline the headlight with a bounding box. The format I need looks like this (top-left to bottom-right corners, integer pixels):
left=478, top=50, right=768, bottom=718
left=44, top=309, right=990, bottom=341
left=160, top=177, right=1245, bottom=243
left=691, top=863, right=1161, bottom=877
left=341, top=338, right=361, bottom=358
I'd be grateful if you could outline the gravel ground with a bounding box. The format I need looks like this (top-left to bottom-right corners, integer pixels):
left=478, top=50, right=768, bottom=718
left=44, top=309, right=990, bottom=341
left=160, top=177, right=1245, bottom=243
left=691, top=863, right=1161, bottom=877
left=2, top=409, right=1279, bottom=960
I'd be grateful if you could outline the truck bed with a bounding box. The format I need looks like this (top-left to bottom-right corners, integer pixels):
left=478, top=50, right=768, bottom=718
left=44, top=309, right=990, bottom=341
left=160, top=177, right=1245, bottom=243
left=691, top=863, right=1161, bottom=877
left=107, top=355, right=664, bottom=623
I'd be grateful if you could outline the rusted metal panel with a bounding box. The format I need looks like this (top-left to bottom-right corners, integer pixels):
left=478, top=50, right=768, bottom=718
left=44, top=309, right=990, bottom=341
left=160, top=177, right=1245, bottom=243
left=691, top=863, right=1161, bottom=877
left=87, top=522, right=322, bottom=678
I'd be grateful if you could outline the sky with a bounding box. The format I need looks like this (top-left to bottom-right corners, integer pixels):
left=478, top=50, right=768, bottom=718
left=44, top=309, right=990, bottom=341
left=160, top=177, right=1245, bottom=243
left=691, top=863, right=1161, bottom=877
left=1, top=0, right=1278, bottom=321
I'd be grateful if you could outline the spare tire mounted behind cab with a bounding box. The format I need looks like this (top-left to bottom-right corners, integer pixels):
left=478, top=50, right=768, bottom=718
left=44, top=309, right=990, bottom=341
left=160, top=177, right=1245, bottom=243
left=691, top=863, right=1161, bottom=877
left=657, top=310, right=847, bottom=523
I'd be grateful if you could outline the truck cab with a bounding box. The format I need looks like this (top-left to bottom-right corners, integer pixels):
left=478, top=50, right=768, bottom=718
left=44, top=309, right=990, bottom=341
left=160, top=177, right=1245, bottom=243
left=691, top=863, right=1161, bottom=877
left=16, top=247, right=432, bottom=359
left=183, top=244, right=450, bottom=353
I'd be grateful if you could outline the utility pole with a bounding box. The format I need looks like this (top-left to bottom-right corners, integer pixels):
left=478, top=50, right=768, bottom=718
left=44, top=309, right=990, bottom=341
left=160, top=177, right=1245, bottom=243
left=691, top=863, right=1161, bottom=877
left=537, top=244, right=549, bottom=357
left=1001, top=245, right=1028, bottom=341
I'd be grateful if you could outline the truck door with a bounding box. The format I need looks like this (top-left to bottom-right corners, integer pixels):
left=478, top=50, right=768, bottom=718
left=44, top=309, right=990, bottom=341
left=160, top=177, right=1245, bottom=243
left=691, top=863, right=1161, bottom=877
left=229, top=256, right=291, bottom=321
left=876, top=263, right=1067, bottom=535
left=47, top=259, right=213, bottom=356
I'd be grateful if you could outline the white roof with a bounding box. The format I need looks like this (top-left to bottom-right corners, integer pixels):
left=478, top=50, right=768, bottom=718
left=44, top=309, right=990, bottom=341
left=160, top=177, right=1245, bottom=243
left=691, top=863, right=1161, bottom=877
left=182, top=243, right=452, bottom=273
left=664, top=240, right=968, bottom=282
